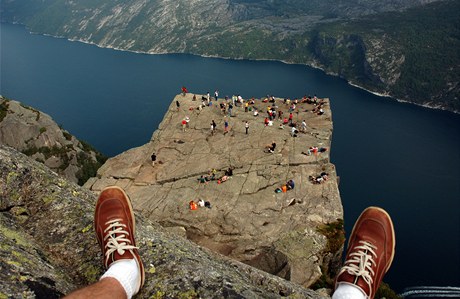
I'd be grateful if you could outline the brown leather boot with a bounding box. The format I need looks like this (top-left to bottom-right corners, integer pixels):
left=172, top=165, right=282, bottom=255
left=94, top=186, right=145, bottom=293
left=335, top=207, right=395, bottom=299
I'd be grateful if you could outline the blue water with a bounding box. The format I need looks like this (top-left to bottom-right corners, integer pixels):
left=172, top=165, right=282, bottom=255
left=1, top=23, right=459, bottom=292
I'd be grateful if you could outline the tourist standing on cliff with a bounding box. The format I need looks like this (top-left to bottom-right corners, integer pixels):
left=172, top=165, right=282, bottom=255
left=214, top=90, right=219, bottom=101
left=210, top=120, right=217, bottom=135
left=151, top=153, right=156, bottom=167
left=224, top=119, right=229, bottom=134
left=185, top=116, right=190, bottom=129
left=301, top=120, right=308, bottom=133
left=176, top=100, right=180, bottom=111
left=228, top=103, right=233, bottom=117
left=245, top=121, right=249, bottom=134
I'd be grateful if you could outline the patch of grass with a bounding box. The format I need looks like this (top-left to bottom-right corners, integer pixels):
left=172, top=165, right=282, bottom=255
left=22, top=145, right=72, bottom=170
left=376, top=282, right=402, bottom=299
left=63, top=131, right=72, bottom=141
left=75, top=151, right=107, bottom=186
left=311, top=219, right=345, bottom=289
left=317, top=219, right=345, bottom=253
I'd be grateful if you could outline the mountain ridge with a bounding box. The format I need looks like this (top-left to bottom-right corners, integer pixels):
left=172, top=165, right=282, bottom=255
left=1, top=0, right=458, bottom=112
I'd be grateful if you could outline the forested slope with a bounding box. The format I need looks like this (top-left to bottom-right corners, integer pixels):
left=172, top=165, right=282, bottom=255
left=1, top=0, right=458, bottom=111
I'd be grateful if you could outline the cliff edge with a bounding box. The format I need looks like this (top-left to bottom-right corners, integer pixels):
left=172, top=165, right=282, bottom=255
left=85, top=93, right=344, bottom=287
left=1, top=145, right=331, bottom=298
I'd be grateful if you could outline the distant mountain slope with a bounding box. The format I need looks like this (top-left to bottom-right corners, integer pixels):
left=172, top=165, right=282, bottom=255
left=1, top=0, right=458, bottom=112
left=307, top=0, right=460, bottom=111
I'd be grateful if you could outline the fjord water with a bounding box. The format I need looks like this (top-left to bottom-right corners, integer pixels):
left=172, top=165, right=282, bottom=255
left=1, top=23, right=459, bottom=292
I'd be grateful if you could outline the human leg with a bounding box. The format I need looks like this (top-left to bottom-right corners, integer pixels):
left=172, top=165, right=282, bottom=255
left=333, top=206, right=395, bottom=299
left=65, top=277, right=127, bottom=299
left=65, top=186, right=145, bottom=299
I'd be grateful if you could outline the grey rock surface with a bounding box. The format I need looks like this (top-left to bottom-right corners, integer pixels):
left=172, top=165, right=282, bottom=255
left=85, top=93, right=343, bottom=287
left=0, top=96, right=105, bottom=184
left=0, top=145, right=330, bottom=298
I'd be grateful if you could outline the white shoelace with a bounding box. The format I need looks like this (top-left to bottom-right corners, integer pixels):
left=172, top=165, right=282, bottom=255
left=340, top=240, right=377, bottom=287
left=103, top=218, right=138, bottom=265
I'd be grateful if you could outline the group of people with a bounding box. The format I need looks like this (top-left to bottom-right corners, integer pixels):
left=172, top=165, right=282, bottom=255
left=177, top=91, right=328, bottom=140
left=274, top=179, right=295, bottom=193
left=197, top=169, right=217, bottom=185
left=310, top=172, right=329, bottom=184
left=302, top=146, right=328, bottom=156
left=189, top=199, right=212, bottom=210
left=197, top=168, right=233, bottom=186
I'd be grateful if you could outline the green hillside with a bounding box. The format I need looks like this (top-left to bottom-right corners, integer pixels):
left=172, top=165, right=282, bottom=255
left=1, top=0, right=458, bottom=112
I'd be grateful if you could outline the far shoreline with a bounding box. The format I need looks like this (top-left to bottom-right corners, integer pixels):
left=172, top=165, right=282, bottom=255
left=7, top=21, right=458, bottom=115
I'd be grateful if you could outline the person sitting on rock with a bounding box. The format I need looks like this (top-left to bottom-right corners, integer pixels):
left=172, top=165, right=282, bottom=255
left=189, top=200, right=198, bottom=210
left=286, top=179, right=295, bottom=190
left=198, top=175, right=207, bottom=185
left=218, top=175, right=229, bottom=184
left=265, top=142, right=276, bottom=153
left=310, top=172, right=329, bottom=184
left=224, top=168, right=233, bottom=176
left=320, top=172, right=329, bottom=181
left=302, top=146, right=318, bottom=156
left=205, top=173, right=215, bottom=181
left=198, top=199, right=205, bottom=208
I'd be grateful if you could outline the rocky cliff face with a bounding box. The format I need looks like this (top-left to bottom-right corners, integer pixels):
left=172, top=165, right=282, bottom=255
left=0, top=145, right=329, bottom=298
left=0, top=96, right=106, bottom=185
left=85, top=94, right=344, bottom=287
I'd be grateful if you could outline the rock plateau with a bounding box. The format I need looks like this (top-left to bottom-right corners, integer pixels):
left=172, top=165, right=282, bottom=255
left=85, top=93, right=344, bottom=287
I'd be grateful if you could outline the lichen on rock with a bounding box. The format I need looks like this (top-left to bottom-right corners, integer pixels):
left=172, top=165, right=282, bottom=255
left=1, top=145, right=329, bottom=298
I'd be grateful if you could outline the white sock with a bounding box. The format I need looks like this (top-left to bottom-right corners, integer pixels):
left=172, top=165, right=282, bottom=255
left=100, top=259, right=140, bottom=299
left=332, top=283, right=367, bottom=299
